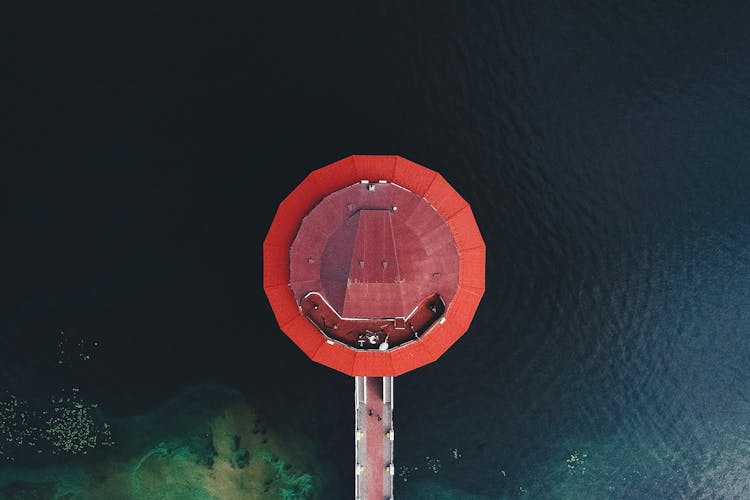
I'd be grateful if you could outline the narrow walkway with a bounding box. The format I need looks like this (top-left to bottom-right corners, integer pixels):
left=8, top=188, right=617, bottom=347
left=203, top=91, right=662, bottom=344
left=365, top=377, right=384, bottom=499
left=355, top=376, right=394, bottom=500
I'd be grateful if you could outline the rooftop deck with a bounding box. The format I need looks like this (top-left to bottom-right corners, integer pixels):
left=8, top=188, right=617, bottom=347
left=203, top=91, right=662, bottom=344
left=301, top=291, right=445, bottom=349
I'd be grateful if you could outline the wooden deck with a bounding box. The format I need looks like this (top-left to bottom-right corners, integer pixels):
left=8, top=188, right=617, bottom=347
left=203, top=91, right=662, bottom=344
left=355, top=376, right=394, bottom=500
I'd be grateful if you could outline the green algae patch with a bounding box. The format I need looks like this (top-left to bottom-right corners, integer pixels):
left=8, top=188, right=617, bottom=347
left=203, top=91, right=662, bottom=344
left=0, top=384, right=328, bottom=499
left=127, top=442, right=214, bottom=499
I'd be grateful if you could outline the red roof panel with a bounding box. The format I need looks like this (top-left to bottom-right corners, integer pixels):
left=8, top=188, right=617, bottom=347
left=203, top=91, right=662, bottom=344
left=351, top=349, right=395, bottom=375
left=264, top=283, right=300, bottom=328
left=353, top=155, right=397, bottom=181
left=458, top=246, right=486, bottom=293
left=307, top=156, right=358, bottom=194
left=389, top=344, right=431, bottom=376
left=282, top=315, right=326, bottom=355
left=263, top=211, right=296, bottom=251
left=392, top=156, right=437, bottom=196
left=424, top=173, right=469, bottom=219
left=263, top=243, right=290, bottom=288
left=447, top=206, right=485, bottom=251
left=312, top=342, right=356, bottom=374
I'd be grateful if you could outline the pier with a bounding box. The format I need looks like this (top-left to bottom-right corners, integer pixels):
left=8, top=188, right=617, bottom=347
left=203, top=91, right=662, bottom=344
left=264, top=156, right=485, bottom=498
left=355, top=376, right=394, bottom=500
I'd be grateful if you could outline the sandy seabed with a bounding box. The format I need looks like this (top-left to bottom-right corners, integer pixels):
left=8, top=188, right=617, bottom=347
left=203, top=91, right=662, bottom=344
left=0, top=384, right=332, bottom=499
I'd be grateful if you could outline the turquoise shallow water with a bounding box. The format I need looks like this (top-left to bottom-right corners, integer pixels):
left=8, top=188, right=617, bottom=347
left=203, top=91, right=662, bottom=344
left=3, top=1, right=750, bottom=498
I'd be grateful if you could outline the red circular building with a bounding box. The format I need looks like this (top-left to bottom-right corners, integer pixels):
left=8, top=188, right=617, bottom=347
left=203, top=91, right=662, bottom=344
left=263, top=155, right=485, bottom=377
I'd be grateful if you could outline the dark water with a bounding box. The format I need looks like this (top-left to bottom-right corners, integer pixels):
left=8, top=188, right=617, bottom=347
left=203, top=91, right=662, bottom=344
left=3, top=1, right=750, bottom=498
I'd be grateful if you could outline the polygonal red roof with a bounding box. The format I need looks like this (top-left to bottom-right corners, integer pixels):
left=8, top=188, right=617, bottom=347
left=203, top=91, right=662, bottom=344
left=263, top=155, right=485, bottom=376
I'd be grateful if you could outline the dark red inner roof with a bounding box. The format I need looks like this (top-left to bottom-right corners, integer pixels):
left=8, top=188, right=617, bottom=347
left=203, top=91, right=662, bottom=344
left=290, top=182, right=459, bottom=348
